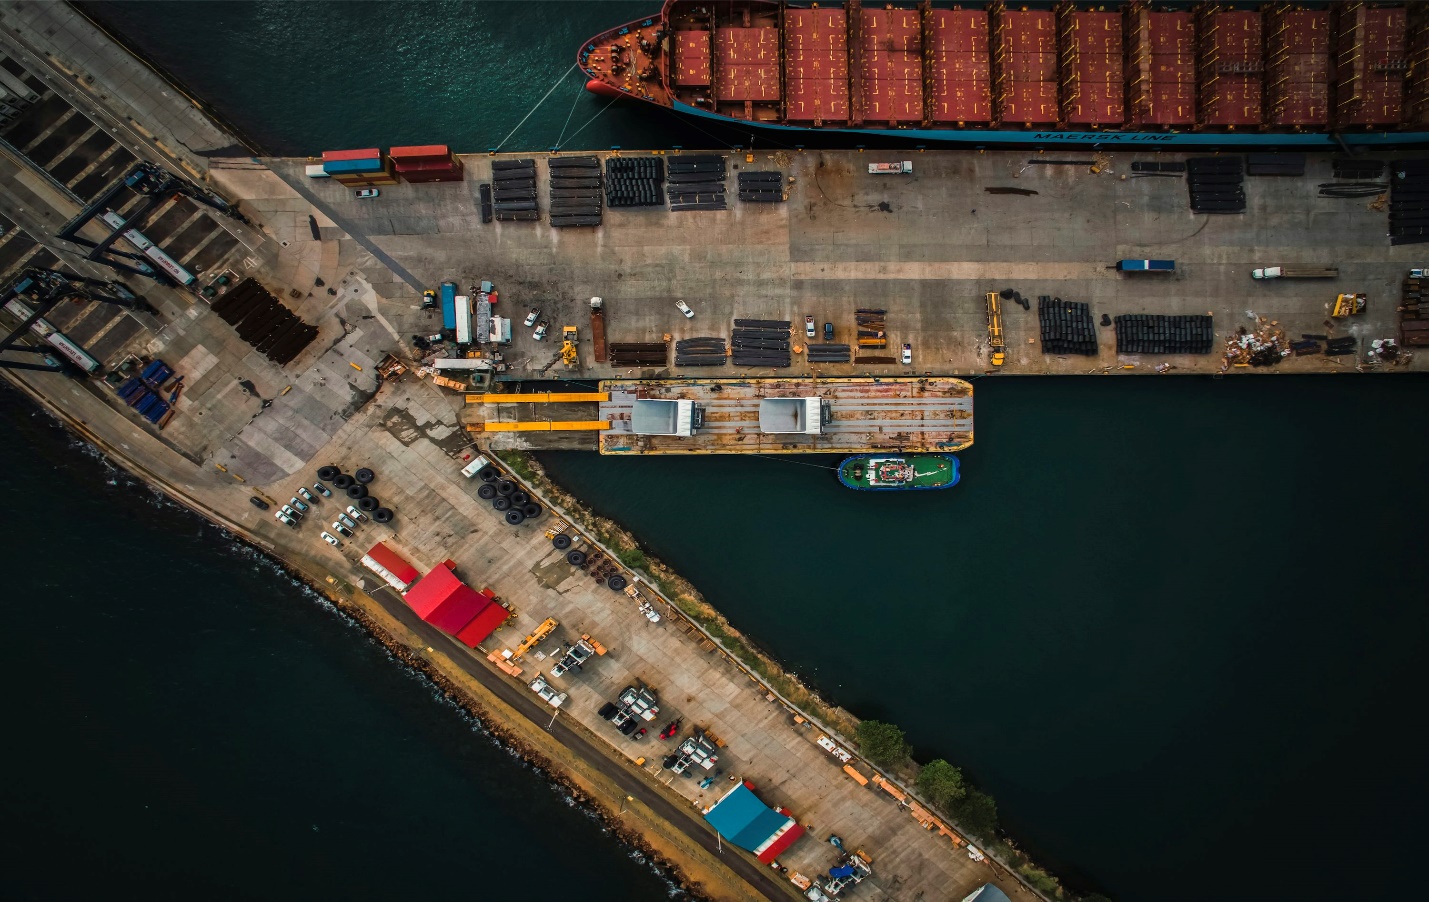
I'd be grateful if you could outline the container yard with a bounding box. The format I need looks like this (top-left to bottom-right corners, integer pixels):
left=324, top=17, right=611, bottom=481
left=580, top=0, right=1429, bottom=145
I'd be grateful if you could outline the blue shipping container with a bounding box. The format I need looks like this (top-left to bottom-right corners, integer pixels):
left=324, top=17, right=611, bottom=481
left=1116, top=259, right=1175, bottom=272
left=440, top=281, right=458, bottom=330
left=322, top=157, right=384, bottom=175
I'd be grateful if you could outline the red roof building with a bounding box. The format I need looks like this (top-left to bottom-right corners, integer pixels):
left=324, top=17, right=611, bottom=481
left=403, top=563, right=508, bottom=648
left=361, top=542, right=420, bottom=592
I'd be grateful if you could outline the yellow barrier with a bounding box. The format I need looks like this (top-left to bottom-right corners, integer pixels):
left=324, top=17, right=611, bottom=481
left=479, top=421, right=611, bottom=432
left=479, top=392, right=609, bottom=404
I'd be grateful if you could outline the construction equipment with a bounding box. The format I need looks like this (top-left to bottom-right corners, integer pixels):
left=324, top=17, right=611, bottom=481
left=985, top=292, right=1007, bottom=366
left=1331, top=292, right=1367, bottom=317
left=590, top=297, right=607, bottom=362
left=561, top=325, right=579, bottom=367
left=512, top=617, right=558, bottom=659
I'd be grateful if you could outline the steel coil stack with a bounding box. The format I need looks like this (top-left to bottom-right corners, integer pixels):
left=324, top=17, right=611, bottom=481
left=548, top=155, right=602, bottom=228
left=605, top=157, right=663, bottom=207
left=1114, top=314, right=1214, bottom=354
left=674, top=337, right=728, bottom=367
left=732, top=319, right=790, bottom=367
left=491, top=159, right=538, bottom=222
left=737, top=170, right=785, bottom=203
left=1038, top=296, right=1097, bottom=354
left=667, top=155, right=727, bottom=211
left=1390, top=160, right=1429, bottom=246
left=1186, top=156, right=1245, bottom=213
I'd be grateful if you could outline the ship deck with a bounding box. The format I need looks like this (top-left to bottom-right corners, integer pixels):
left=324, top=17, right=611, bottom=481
left=598, top=377, right=972, bottom=455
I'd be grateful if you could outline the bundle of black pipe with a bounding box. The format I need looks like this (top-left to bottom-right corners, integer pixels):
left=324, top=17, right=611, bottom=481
left=609, top=342, right=668, bottom=367
left=732, top=319, right=791, bottom=367
left=549, top=155, right=603, bottom=228
left=605, top=156, right=663, bottom=208
left=1037, top=296, right=1097, bottom=355
left=491, top=159, right=538, bottom=222
left=1324, top=335, right=1358, bottom=356
left=208, top=277, right=316, bottom=365
left=1113, top=314, right=1215, bottom=354
left=1390, top=159, right=1429, bottom=246
left=1187, top=156, right=1245, bottom=214
left=806, top=343, right=851, bottom=363
left=675, top=337, right=727, bottom=367
left=737, top=170, right=784, bottom=203
left=478, top=183, right=493, bottom=224
left=668, top=155, right=726, bottom=211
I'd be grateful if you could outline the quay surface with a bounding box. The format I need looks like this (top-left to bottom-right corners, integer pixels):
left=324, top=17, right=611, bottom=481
left=0, top=5, right=1025, bottom=901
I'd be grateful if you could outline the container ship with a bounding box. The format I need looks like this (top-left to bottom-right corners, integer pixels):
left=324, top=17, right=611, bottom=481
left=578, top=1, right=1429, bottom=147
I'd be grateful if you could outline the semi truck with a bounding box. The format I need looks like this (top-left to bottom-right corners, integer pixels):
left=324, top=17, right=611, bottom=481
left=868, top=161, right=912, bottom=174
left=590, top=296, right=607, bottom=363
left=1251, top=266, right=1339, bottom=279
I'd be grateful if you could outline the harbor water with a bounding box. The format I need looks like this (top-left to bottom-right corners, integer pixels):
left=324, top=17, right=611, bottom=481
left=0, top=388, right=687, bottom=901
left=53, top=3, right=1429, bottom=899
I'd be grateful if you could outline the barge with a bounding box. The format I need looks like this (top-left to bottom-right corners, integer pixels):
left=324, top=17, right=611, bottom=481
left=578, top=1, right=1429, bottom=147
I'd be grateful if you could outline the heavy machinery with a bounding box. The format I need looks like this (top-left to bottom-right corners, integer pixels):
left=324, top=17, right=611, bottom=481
left=561, top=325, right=579, bottom=367
left=985, top=292, right=1006, bottom=366
left=1331, top=292, right=1367, bottom=317
left=590, top=296, right=607, bottom=362
left=512, top=617, right=558, bottom=659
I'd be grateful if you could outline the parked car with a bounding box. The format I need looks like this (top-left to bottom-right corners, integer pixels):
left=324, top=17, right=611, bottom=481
left=533, top=320, right=549, bottom=341
left=250, top=496, right=271, bottom=511
left=675, top=299, right=694, bottom=318
left=355, top=188, right=380, bottom=199
left=336, top=513, right=357, bottom=531
left=524, top=307, right=540, bottom=327
left=901, top=343, right=913, bottom=365
left=331, top=522, right=353, bottom=538
left=288, top=498, right=308, bottom=513
left=297, top=487, right=316, bottom=504
left=274, top=509, right=296, bottom=526
left=321, top=532, right=341, bottom=547
left=805, top=316, right=815, bottom=338
left=823, top=322, right=834, bottom=341
left=346, top=505, right=368, bottom=523
left=313, top=481, right=332, bottom=497
left=280, top=504, right=302, bottom=520
left=421, top=289, right=438, bottom=310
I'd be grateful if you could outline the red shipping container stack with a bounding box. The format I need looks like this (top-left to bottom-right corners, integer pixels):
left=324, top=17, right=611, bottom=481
left=1195, top=8, right=1263, bottom=128
left=1126, top=5, right=1196, bottom=128
left=1265, top=8, right=1330, bottom=128
left=1058, top=9, right=1124, bottom=127
left=992, top=7, right=1058, bottom=127
left=926, top=9, right=991, bottom=125
left=389, top=144, right=465, bottom=184
left=1332, top=5, right=1406, bottom=129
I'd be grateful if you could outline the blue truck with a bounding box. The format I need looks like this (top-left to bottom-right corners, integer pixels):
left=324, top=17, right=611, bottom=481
left=440, top=281, right=457, bottom=330
left=1116, top=259, right=1175, bottom=273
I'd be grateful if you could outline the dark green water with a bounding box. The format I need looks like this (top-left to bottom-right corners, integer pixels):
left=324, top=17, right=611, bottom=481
left=0, top=388, right=687, bottom=900
left=53, top=3, right=1429, bottom=899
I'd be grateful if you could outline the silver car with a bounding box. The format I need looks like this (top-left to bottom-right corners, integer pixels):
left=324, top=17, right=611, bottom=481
left=336, top=513, right=357, bottom=530
left=289, top=497, right=308, bottom=513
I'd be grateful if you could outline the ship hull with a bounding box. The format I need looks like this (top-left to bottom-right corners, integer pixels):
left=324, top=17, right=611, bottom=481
left=838, top=454, right=960, bottom=491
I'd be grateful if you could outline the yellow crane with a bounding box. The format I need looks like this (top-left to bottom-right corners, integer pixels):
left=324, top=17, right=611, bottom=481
left=512, top=618, right=557, bottom=659
left=1331, top=292, right=1366, bottom=317
left=985, top=292, right=1006, bottom=366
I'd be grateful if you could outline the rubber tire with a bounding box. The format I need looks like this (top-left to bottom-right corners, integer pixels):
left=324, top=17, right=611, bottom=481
left=477, top=483, right=497, bottom=500
left=332, top=474, right=354, bottom=490
left=496, top=480, right=516, bottom=496
left=346, top=484, right=368, bottom=500
left=358, top=496, right=379, bottom=512
left=566, top=550, right=587, bottom=566
left=504, top=509, right=526, bottom=526
left=552, top=533, right=572, bottom=550
left=493, top=497, right=512, bottom=512
left=317, top=465, right=340, bottom=481
left=354, top=468, right=375, bottom=484
left=372, top=508, right=394, bottom=524
left=477, top=466, right=498, bottom=482
left=608, top=575, right=628, bottom=591
left=522, top=503, right=543, bottom=520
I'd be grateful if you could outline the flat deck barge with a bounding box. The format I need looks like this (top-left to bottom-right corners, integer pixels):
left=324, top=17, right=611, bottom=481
left=598, top=376, right=973, bottom=455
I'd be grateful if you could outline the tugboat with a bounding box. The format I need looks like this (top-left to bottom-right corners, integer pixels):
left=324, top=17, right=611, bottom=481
left=838, top=454, right=958, bottom=492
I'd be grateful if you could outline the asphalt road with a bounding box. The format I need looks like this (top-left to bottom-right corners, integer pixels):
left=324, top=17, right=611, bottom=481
left=370, top=586, right=795, bottom=902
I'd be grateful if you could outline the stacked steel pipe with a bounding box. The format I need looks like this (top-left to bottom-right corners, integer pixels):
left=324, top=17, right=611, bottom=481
left=490, top=159, right=538, bottom=222
left=737, top=170, right=785, bottom=203
left=1390, top=159, right=1429, bottom=246
left=548, top=155, right=602, bottom=228
left=1187, top=156, right=1245, bottom=213
left=209, top=277, right=316, bottom=365
left=674, top=337, right=727, bottom=367
left=667, top=155, right=726, bottom=211
left=731, top=318, right=790, bottom=367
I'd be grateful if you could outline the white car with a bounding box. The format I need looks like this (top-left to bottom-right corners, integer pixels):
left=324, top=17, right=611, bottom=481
left=331, top=522, right=353, bottom=538
left=355, top=188, right=379, bottom=198
left=297, top=487, right=316, bottom=504
left=346, top=505, right=368, bottom=523
left=321, top=532, right=341, bottom=547
left=533, top=320, right=549, bottom=341
left=675, top=299, right=694, bottom=318
left=281, top=504, right=302, bottom=520
left=523, top=307, right=540, bottom=327
left=805, top=316, right=815, bottom=338
left=274, top=511, right=298, bottom=528
left=288, top=497, right=308, bottom=513
left=901, top=343, right=913, bottom=365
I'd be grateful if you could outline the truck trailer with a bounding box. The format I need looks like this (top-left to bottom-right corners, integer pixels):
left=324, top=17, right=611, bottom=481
left=1251, top=266, right=1339, bottom=279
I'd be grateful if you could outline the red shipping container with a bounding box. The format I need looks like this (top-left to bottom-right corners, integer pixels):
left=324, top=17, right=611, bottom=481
left=389, top=144, right=451, bottom=161
left=322, top=148, right=381, bottom=162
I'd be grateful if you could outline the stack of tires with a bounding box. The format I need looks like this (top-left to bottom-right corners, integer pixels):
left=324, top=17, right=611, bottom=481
left=472, top=463, right=543, bottom=526
left=316, top=464, right=393, bottom=523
